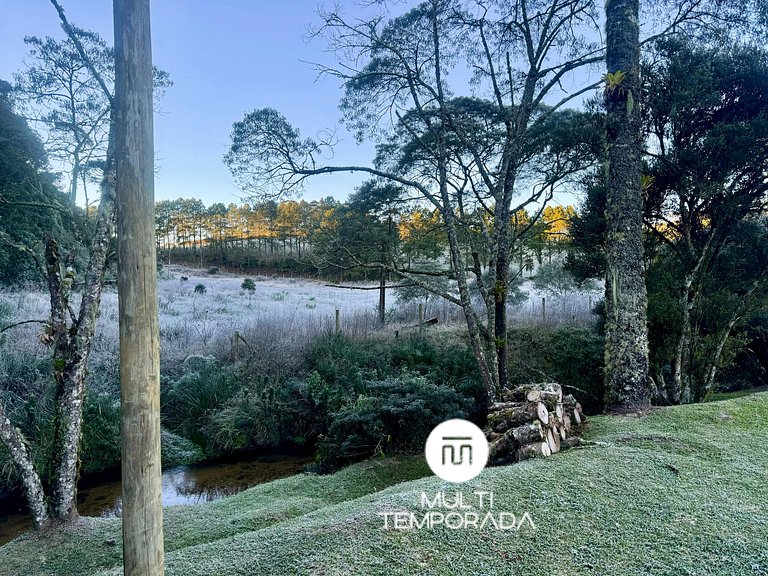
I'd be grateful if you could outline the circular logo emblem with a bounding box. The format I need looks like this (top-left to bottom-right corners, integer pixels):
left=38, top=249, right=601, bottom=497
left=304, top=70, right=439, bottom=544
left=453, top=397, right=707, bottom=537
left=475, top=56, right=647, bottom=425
left=425, top=419, right=488, bottom=483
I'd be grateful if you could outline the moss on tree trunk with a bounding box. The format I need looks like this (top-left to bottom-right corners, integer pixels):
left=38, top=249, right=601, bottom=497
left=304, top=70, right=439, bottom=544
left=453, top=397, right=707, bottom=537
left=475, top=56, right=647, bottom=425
left=603, top=0, right=651, bottom=413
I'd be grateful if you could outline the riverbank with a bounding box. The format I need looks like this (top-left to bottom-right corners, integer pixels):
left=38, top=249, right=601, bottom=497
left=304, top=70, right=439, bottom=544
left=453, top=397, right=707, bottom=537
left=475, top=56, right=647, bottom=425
left=1, top=392, right=766, bottom=575
left=0, top=452, right=313, bottom=546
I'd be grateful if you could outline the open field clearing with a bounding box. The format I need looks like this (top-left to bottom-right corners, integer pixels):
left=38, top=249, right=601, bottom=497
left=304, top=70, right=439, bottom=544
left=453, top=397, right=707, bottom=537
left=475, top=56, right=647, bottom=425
left=0, top=266, right=600, bottom=373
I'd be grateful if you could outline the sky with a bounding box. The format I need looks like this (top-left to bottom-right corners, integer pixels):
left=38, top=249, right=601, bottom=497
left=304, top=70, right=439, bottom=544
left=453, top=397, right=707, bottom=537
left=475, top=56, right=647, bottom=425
left=0, top=0, right=383, bottom=206
left=0, top=1, right=599, bottom=209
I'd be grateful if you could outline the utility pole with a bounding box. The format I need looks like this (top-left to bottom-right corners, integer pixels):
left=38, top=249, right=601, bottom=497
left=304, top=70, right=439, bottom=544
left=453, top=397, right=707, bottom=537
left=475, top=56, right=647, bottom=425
left=114, top=0, right=165, bottom=574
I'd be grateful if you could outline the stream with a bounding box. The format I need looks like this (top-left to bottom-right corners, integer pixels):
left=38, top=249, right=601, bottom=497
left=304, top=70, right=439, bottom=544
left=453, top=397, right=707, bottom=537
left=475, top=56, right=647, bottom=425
left=0, top=454, right=313, bottom=547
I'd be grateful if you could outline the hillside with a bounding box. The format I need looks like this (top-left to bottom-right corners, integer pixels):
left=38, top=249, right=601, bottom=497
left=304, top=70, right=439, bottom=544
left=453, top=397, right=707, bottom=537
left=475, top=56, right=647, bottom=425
left=1, top=393, right=766, bottom=576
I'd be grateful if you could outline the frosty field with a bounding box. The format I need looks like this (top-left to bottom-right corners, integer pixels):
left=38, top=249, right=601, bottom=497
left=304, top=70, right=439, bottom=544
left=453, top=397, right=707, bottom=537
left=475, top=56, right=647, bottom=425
left=0, top=266, right=600, bottom=388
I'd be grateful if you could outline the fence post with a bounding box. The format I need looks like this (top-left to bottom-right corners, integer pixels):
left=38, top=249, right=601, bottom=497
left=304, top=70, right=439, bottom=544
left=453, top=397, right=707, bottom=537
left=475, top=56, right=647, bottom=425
left=232, top=331, right=240, bottom=362
left=335, top=309, right=340, bottom=336
left=542, top=297, right=546, bottom=323
left=418, top=303, right=424, bottom=335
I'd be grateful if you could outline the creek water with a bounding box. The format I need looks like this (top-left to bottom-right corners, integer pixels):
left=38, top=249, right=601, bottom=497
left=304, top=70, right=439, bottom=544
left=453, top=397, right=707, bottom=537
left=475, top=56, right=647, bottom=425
left=0, top=454, right=312, bottom=547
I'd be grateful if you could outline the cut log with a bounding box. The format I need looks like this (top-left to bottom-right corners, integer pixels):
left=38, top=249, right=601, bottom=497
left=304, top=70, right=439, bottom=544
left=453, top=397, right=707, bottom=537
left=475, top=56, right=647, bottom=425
left=500, top=385, right=541, bottom=403
left=526, top=389, right=542, bottom=402
left=487, top=402, right=548, bottom=433
left=574, top=403, right=586, bottom=423
left=499, top=383, right=562, bottom=402
left=537, top=402, right=549, bottom=426
left=541, top=382, right=563, bottom=401
left=488, top=421, right=544, bottom=461
left=516, top=442, right=552, bottom=460
left=562, top=394, right=577, bottom=409
left=546, top=428, right=561, bottom=454
left=511, top=421, right=545, bottom=445
left=488, top=401, right=525, bottom=412
left=538, top=390, right=562, bottom=410
left=484, top=383, right=586, bottom=466
left=547, top=414, right=561, bottom=430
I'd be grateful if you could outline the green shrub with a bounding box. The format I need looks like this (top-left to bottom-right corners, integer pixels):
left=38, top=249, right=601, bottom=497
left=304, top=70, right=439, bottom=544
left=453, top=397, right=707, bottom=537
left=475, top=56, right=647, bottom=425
left=506, top=326, right=604, bottom=414
left=304, top=334, right=376, bottom=394
left=318, top=374, right=471, bottom=466
left=161, top=359, right=240, bottom=450
left=80, top=393, right=121, bottom=475
left=715, top=311, right=768, bottom=392
left=202, top=379, right=286, bottom=453
left=161, top=429, right=205, bottom=468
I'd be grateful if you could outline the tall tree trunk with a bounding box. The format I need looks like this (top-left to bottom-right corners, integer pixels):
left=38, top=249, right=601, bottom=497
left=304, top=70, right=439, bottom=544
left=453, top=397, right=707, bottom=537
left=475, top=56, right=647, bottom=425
left=114, top=0, right=165, bottom=573
left=0, top=0, right=119, bottom=526
left=494, top=208, right=510, bottom=389
left=437, top=140, right=497, bottom=399
left=671, top=276, right=696, bottom=403
left=603, top=0, right=651, bottom=413
left=49, top=119, right=117, bottom=520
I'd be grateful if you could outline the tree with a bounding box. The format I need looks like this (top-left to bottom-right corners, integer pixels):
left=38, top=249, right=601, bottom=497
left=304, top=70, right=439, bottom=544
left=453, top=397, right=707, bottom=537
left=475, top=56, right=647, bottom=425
left=225, top=0, right=604, bottom=399
left=113, top=0, right=164, bottom=571
left=0, top=80, right=76, bottom=284
left=567, top=38, right=768, bottom=404
left=0, top=0, right=169, bottom=529
left=0, top=5, right=117, bottom=524
left=242, top=277, right=256, bottom=305
left=644, top=40, right=768, bottom=402
left=14, top=27, right=113, bottom=207
left=602, top=0, right=651, bottom=413
left=14, top=9, right=171, bottom=209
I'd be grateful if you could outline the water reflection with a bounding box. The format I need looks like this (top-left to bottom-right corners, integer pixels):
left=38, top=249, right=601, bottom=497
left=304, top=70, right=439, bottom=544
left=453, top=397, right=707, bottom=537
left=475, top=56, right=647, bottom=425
left=0, top=455, right=312, bottom=545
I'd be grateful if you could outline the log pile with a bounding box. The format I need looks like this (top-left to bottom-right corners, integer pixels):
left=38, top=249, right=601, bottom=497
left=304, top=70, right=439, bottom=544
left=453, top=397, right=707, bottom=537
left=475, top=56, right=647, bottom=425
left=485, top=383, right=587, bottom=466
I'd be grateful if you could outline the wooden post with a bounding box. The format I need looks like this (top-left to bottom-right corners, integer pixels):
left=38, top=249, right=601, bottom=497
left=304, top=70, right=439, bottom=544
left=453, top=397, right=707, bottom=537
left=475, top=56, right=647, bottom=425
left=335, top=309, right=340, bottom=335
left=232, top=331, right=240, bottom=362
left=542, top=297, right=546, bottom=323
left=114, top=1, right=164, bottom=574
left=378, top=268, right=386, bottom=326
left=418, top=303, right=424, bottom=335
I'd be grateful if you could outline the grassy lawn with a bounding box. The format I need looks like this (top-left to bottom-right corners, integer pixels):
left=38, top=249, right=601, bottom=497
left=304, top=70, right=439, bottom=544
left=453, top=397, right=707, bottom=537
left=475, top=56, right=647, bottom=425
left=1, top=392, right=766, bottom=576
left=706, top=386, right=768, bottom=402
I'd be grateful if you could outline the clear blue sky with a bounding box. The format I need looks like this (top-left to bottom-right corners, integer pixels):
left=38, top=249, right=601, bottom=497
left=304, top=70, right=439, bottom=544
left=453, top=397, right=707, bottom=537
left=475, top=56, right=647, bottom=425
left=0, top=1, right=380, bottom=206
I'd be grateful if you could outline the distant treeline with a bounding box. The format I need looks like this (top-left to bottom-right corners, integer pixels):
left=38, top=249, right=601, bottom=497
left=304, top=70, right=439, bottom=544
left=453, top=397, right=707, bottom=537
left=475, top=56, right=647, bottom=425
left=154, top=197, right=575, bottom=277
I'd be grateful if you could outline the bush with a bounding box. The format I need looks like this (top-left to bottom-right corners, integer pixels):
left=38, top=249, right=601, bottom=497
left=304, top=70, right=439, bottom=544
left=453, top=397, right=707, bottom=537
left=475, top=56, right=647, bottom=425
left=80, top=393, right=121, bottom=475
left=304, top=333, right=487, bottom=422
left=161, top=358, right=240, bottom=450
left=506, top=326, right=604, bottom=414
left=318, top=374, right=471, bottom=466
left=201, top=377, right=304, bottom=453
left=715, top=311, right=768, bottom=392
left=161, top=429, right=205, bottom=468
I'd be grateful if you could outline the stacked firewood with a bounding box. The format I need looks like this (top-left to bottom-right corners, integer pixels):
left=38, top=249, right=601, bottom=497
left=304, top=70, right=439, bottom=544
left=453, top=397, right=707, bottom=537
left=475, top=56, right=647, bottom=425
left=485, top=383, right=587, bottom=465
